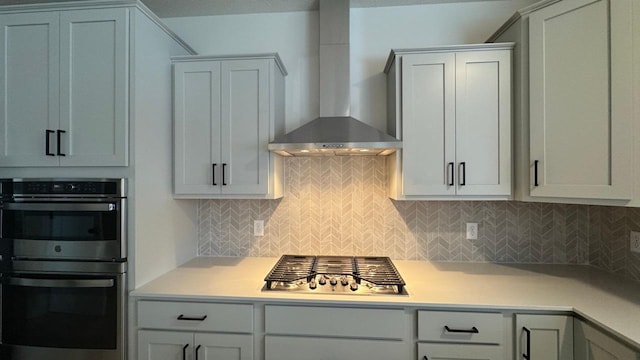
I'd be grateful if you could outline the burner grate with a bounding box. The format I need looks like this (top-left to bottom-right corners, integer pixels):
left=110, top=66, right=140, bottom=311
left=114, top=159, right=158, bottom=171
left=264, top=255, right=406, bottom=294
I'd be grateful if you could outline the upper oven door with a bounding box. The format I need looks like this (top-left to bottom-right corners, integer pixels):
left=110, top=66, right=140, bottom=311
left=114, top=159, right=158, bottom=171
left=0, top=200, right=126, bottom=261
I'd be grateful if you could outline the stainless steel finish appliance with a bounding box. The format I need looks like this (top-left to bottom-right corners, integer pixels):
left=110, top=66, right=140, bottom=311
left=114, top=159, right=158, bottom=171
left=263, top=255, right=407, bottom=295
left=0, top=179, right=127, bottom=360
left=268, top=0, right=401, bottom=157
left=0, top=178, right=126, bottom=261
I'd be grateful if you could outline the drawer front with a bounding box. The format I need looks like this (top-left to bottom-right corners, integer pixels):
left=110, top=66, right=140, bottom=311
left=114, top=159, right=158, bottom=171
left=266, top=335, right=408, bottom=360
left=137, top=300, right=253, bottom=333
left=418, top=310, right=503, bottom=344
left=265, top=305, right=405, bottom=340
left=418, top=343, right=504, bottom=360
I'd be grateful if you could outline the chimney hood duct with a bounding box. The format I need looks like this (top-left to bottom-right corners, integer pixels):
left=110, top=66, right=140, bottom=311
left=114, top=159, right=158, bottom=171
left=268, top=0, right=401, bottom=157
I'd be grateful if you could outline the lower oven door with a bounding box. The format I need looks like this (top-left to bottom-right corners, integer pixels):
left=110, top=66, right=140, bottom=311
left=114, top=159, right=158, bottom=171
left=0, top=272, right=125, bottom=360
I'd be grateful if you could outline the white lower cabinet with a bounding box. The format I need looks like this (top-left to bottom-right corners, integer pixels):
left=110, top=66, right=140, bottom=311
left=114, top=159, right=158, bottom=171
left=515, top=314, right=573, bottom=360
left=139, top=330, right=252, bottom=360
left=137, top=300, right=254, bottom=360
left=417, top=310, right=505, bottom=360
left=418, top=343, right=504, bottom=360
left=574, top=319, right=639, bottom=360
left=263, top=305, right=409, bottom=360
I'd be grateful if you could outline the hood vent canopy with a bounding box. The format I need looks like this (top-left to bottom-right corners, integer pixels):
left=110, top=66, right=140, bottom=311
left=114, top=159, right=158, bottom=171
left=268, top=0, right=401, bottom=157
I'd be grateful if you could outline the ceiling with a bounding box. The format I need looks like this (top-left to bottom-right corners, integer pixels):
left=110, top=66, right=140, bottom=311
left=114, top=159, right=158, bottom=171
left=0, top=0, right=502, bottom=17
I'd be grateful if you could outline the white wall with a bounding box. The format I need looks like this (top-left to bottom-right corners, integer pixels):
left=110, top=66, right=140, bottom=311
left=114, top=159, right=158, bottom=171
left=163, top=0, right=537, bottom=132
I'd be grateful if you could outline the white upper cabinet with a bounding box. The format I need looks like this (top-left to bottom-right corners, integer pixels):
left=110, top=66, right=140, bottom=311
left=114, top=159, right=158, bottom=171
left=0, top=7, right=129, bottom=167
left=529, top=0, right=632, bottom=200
left=489, top=0, right=634, bottom=204
left=385, top=44, right=513, bottom=200
left=173, top=54, right=286, bottom=199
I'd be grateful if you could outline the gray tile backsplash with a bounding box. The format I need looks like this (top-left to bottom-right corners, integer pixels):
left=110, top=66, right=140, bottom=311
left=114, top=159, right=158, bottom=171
left=198, top=157, right=640, bottom=282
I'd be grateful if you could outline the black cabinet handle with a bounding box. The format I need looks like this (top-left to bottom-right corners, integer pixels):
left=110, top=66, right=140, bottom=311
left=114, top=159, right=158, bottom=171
left=177, top=314, right=208, bottom=321
left=444, top=325, right=479, bottom=334
left=423, top=356, right=428, bottom=360
left=56, top=130, right=66, bottom=156
left=182, top=344, right=189, bottom=360
left=534, top=160, right=539, bottom=187
left=222, top=163, right=227, bottom=186
left=195, top=345, right=202, bottom=360
left=459, top=162, right=466, bottom=186
left=45, top=130, right=55, bottom=156
left=448, top=162, right=454, bottom=186
left=523, top=326, right=531, bottom=359
left=212, top=163, right=217, bottom=186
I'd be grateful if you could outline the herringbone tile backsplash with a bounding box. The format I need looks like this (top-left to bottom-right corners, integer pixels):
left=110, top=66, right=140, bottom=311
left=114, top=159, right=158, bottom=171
left=198, top=157, right=640, bottom=282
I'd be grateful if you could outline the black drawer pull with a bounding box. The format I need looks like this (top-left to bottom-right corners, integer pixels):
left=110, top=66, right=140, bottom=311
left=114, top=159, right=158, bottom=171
left=45, top=130, right=55, bottom=156
left=448, top=162, right=454, bottom=186
left=523, top=326, right=531, bottom=359
left=444, top=325, right=479, bottom=334
left=222, top=163, right=227, bottom=186
left=212, top=163, right=217, bottom=186
left=534, top=160, right=539, bottom=187
left=459, top=162, right=466, bottom=186
left=182, top=344, right=189, bottom=360
left=177, top=314, right=207, bottom=321
left=195, top=344, right=202, bottom=360
left=56, top=129, right=66, bottom=156
left=423, top=356, right=428, bottom=360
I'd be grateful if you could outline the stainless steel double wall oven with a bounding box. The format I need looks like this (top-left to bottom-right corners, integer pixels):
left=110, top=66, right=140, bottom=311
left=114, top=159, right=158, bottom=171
left=0, top=178, right=127, bottom=360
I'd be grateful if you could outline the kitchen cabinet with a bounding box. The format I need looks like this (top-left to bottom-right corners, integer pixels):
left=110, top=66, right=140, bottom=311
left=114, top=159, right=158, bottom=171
left=139, top=331, right=253, bottom=360
left=515, top=314, right=573, bottom=360
left=385, top=44, right=512, bottom=200
left=574, top=319, right=639, bottom=360
left=0, top=7, right=128, bottom=167
left=417, top=310, right=506, bottom=360
left=173, top=54, right=286, bottom=199
left=137, top=300, right=254, bottom=360
left=263, top=305, right=409, bottom=360
left=489, top=0, right=633, bottom=203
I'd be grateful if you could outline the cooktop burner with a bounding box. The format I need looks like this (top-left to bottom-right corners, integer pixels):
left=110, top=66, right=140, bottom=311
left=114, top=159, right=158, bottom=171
left=263, top=255, right=407, bottom=295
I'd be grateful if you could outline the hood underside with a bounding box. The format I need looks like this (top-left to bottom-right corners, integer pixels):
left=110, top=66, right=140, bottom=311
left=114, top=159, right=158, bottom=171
left=268, top=0, right=401, bottom=157
left=268, top=116, right=401, bottom=156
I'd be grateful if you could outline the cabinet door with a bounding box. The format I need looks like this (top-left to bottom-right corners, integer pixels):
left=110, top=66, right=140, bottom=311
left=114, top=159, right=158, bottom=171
left=59, top=8, right=129, bottom=166
left=418, top=343, right=504, bottom=360
left=174, top=61, right=222, bottom=194
left=220, top=59, right=270, bottom=195
left=138, top=330, right=193, bottom=360
left=265, top=335, right=407, bottom=360
left=529, top=0, right=632, bottom=199
left=574, top=319, right=638, bottom=360
left=401, top=53, right=456, bottom=196
left=516, top=314, right=573, bottom=360
left=195, top=333, right=253, bottom=360
left=0, top=12, right=59, bottom=167
left=455, top=50, right=511, bottom=196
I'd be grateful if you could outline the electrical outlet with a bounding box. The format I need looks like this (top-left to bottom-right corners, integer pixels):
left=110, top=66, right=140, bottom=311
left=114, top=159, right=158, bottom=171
left=466, top=223, right=478, bottom=240
left=254, top=220, right=264, bottom=237
left=631, top=231, right=640, bottom=253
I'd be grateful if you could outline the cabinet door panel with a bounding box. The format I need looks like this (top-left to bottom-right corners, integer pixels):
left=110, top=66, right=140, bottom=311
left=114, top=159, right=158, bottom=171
left=59, top=8, right=128, bottom=166
left=195, top=333, right=252, bottom=360
left=220, top=59, right=270, bottom=195
left=0, top=12, right=59, bottom=167
left=418, top=343, right=503, bottom=360
left=574, top=319, right=638, bottom=360
left=401, top=53, right=456, bottom=196
left=138, top=330, right=193, bottom=360
left=516, top=314, right=573, bottom=360
left=174, top=61, right=222, bottom=194
left=455, top=50, right=511, bottom=196
left=529, top=0, right=632, bottom=199
left=265, top=335, right=407, bottom=360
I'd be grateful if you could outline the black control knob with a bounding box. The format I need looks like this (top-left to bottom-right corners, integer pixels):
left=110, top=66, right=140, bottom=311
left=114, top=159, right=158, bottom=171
left=309, top=279, right=317, bottom=290
left=318, top=277, right=326, bottom=285
left=329, top=277, right=337, bottom=286
left=350, top=282, right=358, bottom=291
left=340, top=277, right=349, bottom=286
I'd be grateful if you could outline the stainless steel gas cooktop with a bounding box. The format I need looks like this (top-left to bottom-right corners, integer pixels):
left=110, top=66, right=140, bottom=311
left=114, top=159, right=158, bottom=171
left=263, top=255, right=407, bottom=295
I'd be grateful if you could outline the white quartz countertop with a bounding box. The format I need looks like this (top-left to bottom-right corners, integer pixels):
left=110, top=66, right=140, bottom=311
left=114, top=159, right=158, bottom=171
left=131, top=257, right=640, bottom=349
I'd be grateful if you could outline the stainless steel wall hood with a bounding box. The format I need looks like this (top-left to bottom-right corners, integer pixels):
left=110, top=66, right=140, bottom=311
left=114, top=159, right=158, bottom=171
left=268, top=0, right=401, bottom=157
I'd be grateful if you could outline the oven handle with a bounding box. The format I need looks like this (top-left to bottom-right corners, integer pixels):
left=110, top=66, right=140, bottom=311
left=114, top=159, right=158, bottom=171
left=6, top=277, right=114, bottom=288
left=3, top=202, right=117, bottom=212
